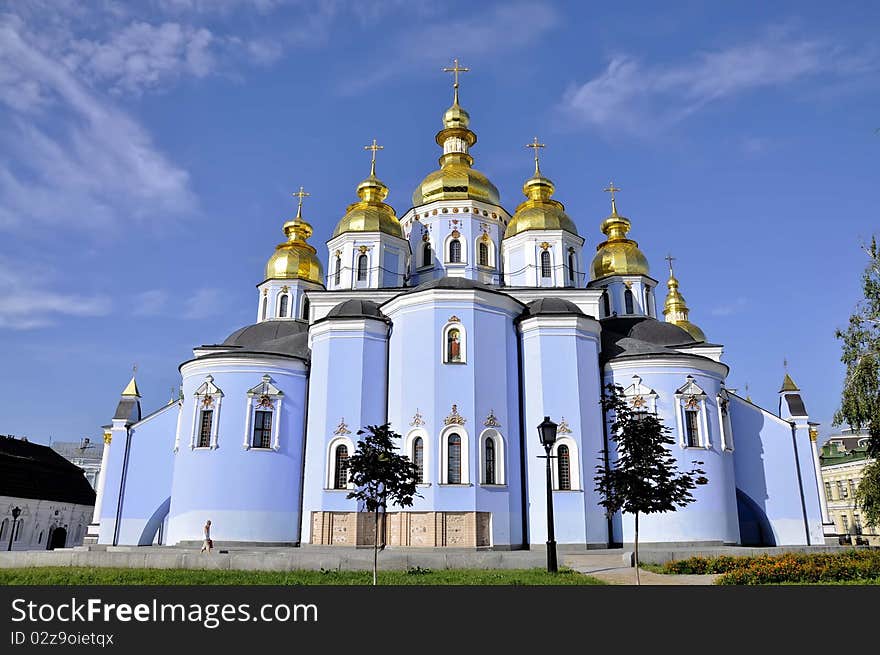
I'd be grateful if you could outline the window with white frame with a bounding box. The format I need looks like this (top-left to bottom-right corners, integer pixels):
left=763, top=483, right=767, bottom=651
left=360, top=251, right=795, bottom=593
left=540, top=250, right=552, bottom=278
left=244, top=375, right=283, bottom=451
left=717, top=390, right=734, bottom=451
left=447, top=434, right=462, bottom=483
left=551, top=437, right=580, bottom=490
left=191, top=375, right=223, bottom=450
left=568, top=250, right=576, bottom=283
left=357, top=253, right=368, bottom=281
left=479, top=429, right=505, bottom=485
left=261, top=296, right=268, bottom=320
left=442, top=321, right=466, bottom=364
left=449, top=239, right=462, bottom=263
left=478, top=241, right=489, bottom=267
left=278, top=294, right=289, bottom=318
left=326, top=436, right=355, bottom=489
left=440, top=427, right=470, bottom=484
left=405, top=430, right=429, bottom=484
left=674, top=375, right=711, bottom=449
left=624, top=288, right=635, bottom=314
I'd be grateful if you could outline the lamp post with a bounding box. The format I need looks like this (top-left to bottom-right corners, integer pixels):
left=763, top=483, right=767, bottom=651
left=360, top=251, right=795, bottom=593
left=7, top=506, right=21, bottom=552
left=537, top=416, right=558, bottom=573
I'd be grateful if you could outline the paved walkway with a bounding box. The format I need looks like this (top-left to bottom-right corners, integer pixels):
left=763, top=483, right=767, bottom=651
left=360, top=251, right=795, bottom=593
left=562, top=552, right=719, bottom=585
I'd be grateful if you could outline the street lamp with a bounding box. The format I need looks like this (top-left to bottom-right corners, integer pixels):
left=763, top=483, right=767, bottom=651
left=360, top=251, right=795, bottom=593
left=7, top=506, right=21, bottom=552
left=537, top=416, right=558, bottom=573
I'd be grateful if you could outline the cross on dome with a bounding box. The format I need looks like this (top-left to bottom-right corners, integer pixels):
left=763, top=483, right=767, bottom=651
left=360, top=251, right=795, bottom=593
left=364, top=138, right=384, bottom=176
left=665, top=254, right=676, bottom=277
left=525, top=136, right=546, bottom=175
left=604, top=181, right=622, bottom=215
left=292, top=185, right=310, bottom=218
left=443, top=58, right=470, bottom=104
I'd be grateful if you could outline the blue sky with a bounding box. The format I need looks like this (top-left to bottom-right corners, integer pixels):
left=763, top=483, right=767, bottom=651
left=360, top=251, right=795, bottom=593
left=0, top=0, right=877, bottom=444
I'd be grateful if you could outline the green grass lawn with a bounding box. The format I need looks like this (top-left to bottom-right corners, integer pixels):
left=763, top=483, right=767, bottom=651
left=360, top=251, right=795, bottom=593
left=0, top=566, right=605, bottom=586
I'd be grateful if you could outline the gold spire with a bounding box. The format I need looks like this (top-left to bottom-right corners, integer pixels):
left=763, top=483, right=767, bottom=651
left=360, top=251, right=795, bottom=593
left=505, top=139, right=577, bottom=238
left=590, top=182, right=649, bottom=279
left=121, top=366, right=141, bottom=398
left=265, top=186, right=324, bottom=283
left=780, top=372, right=800, bottom=393
left=663, top=255, right=706, bottom=341
left=525, top=137, right=545, bottom=176
left=333, top=142, right=402, bottom=238
left=412, top=60, right=500, bottom=206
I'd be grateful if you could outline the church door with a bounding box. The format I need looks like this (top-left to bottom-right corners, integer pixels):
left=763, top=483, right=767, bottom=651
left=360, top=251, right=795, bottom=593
left=48, top=527, right=67, bottom=550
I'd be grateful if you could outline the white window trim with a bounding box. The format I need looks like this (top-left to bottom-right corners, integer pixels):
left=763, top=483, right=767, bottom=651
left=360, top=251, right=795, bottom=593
left=675, top=396, right=711, bottom=449
left=355, top=251, right=370, bottom=286
left=442, top=321, right=467, bottom=365
left=551, top=436, right=580, bottom=491
left=404, top=429, right=430, bottom=485
left=439, top=425, right=470, bottom=485
left=622, top=375, right=658, bottom=414
left=191, top=376, right=223, bottom=450
left=479, top=428, right=505, bottom=485
left=277, top=292, right=290, bottom=318
left=474, top=235, right=496, bottom=269
left=418, top=240, right=434, bottom=270
left=243, top=375, right=284, bottom=451
left=326, top=436, right=355, bottom=490
left=444, top=233, right=467, bottom=265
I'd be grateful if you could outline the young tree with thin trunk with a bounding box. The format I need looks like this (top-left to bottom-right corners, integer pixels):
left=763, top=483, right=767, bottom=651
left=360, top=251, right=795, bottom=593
left=834, top=236, right=880, bottom=458
left=345, top=423, right=420, bottom=585
left=595, top=384, right=707, bottom=585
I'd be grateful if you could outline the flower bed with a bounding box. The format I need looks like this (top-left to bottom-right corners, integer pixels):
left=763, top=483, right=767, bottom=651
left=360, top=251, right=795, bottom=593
left=660, top=550, right=880, bottom=584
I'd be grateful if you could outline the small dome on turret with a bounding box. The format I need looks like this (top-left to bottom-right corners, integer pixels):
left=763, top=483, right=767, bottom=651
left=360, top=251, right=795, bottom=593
left=662, top=257, right=706, bottom=342
left=332, top=142, right=403, bottom=239
left=265, top=188, right=324, bottom=283
left=590, top=184, right=649, bottom=279
left=505, top=168, right=578, bottom=239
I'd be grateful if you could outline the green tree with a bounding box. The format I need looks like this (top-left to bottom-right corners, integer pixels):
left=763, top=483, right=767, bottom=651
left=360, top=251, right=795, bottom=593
left=595, top=384, right=707, bottom=584
left=834, top=237, right=880, bottom=458
left=345, top=423, right=420, bottom=585
left=854, top=461, right=880, bottom=532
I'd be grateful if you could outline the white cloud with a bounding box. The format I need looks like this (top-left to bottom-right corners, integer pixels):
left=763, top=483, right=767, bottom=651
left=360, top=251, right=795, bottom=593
left=67, top=21, right=216, bottom=95
left=0, top=258, right=111, bottom=329
left=0, top=17, right=196, bottom=233
left=182, top=288, right=225, bottom=319
left=133, top=289, right=170, bottom=317
left=561, top=33, right=875, bottom=134
left=710, top=297, right=749, bottom=317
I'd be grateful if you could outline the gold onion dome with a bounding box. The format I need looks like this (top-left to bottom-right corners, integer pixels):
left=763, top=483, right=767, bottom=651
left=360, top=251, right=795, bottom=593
left=663, top=258, right=706, bottom=342
left=590, top=184, right=650, bottom=279
left=505, top=140, right=578, bottom=238
left=265, top=190, right=324, bottom=283
left=332, top=141, right=403, bottom=239
left=411, top=60, right=500, bottom=206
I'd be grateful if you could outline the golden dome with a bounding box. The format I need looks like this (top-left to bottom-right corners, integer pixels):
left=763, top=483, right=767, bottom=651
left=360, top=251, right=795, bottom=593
left=505, top=173, right=577, bottom=238
left=663, top=264, right=705, bottom=342
left=590, top=194, right=649, bottom=279
left=265, top=212, right=324, bottom=284
left=332, top=168, right=403, bottom=239
left=411, top=91, right=500, bottom=206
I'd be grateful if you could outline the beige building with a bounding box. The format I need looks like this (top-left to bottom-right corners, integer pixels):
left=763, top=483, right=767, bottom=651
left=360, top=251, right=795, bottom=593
left=819, top=429, right=878, bottom=546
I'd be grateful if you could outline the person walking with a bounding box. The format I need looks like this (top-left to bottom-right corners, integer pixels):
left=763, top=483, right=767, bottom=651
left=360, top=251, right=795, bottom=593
left=200, top=519, right=213, bottom=554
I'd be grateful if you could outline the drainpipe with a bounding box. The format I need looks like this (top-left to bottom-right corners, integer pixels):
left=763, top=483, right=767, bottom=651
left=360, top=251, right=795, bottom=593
left=515, top=322, right=529, bottom=549
left=112, top=426, right=133, bottom=546
left=296, top=361, right=311, bottom=547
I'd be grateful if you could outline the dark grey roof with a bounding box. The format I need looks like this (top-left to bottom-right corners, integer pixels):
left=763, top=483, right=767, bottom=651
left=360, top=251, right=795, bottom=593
left=0, top=436, right=96, bottom=506
left=51, top=440, right=104, bottom=463
left=600, top=316, right=724, bottom=367
left=196, top=320, right=311, bottom=360
left=113, top=397, right=141, bottom=423
left=326, top=299, right=386, bottom=319
left=521, top=298, right=584, bottom=318
left=404, top=276, right=490, bottom=293
left=784, top=393, right=808, bottom=417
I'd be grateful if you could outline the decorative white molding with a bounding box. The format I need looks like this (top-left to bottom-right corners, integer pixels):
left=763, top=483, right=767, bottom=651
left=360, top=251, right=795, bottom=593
left=674, top=375, right=711, bottom=449
left=244, top=374, right=284, bottom=451
left=191, top=375, right=224, bottom=450
left=623, top=375, right=659, bottom=414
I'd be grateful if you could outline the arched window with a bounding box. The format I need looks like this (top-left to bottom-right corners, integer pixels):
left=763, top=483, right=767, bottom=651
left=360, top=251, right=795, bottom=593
left=568, top=251, right=575, bottom=283
left=0, top=518, right=7, bottom=541
left=413, top=437, right=424, bottom=483
left=624, top=288, right=634, bottom=314
left=447, top=434, right=462, bottom=484
left=446, top=327, right=462, bottom=363
left=478, top=241, right=489, bottom=266
left=357, top=254, right=368, bottom=281
left=557, top=444, right=571, bottom=490
left=602, top=290, right=611, bottom=317
left=685, top=408, right=700, bottom=448
left=485, top=437, right=496, bottom=484
left=334, top=445, right=349, bottom=489
left=449, top=239, right=462, bottom=263
left=334, top=256, right=341, bottom=285
left=261, top=296, right=268, bottom=321
left=279, top=294, right=289, bottom=318
left=644, top=286, right=653, bottom=316
left=423, top=243, right=432, bottom=267
left=541, top=250, right=552, bottom=278
left=302, top=296, right=310, bottom=320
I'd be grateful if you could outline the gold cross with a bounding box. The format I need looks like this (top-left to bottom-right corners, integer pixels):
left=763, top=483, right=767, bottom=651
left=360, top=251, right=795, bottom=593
left=443, top=58, right=469, bottom=103
left=604, top=181, right=621, bottom=215
left=665, top=254, right=676, bottom=276
left=364, top=138, right=384, bottom=176
left=292, top=185, right=309, bottom=218
left=525, top=136, right=545, bottom=175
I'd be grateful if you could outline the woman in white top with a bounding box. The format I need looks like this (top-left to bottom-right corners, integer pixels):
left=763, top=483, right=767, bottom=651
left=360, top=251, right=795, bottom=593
left=200, top=520, right=212, bottom=554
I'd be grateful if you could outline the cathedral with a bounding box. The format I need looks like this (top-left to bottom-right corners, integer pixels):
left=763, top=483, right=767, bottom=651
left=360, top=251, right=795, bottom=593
left=90, top=65, right=829, bottom=550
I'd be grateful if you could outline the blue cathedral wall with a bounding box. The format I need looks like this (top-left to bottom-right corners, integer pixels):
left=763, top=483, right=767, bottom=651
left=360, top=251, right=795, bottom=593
left=167, top=358, right=308, bottom=545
